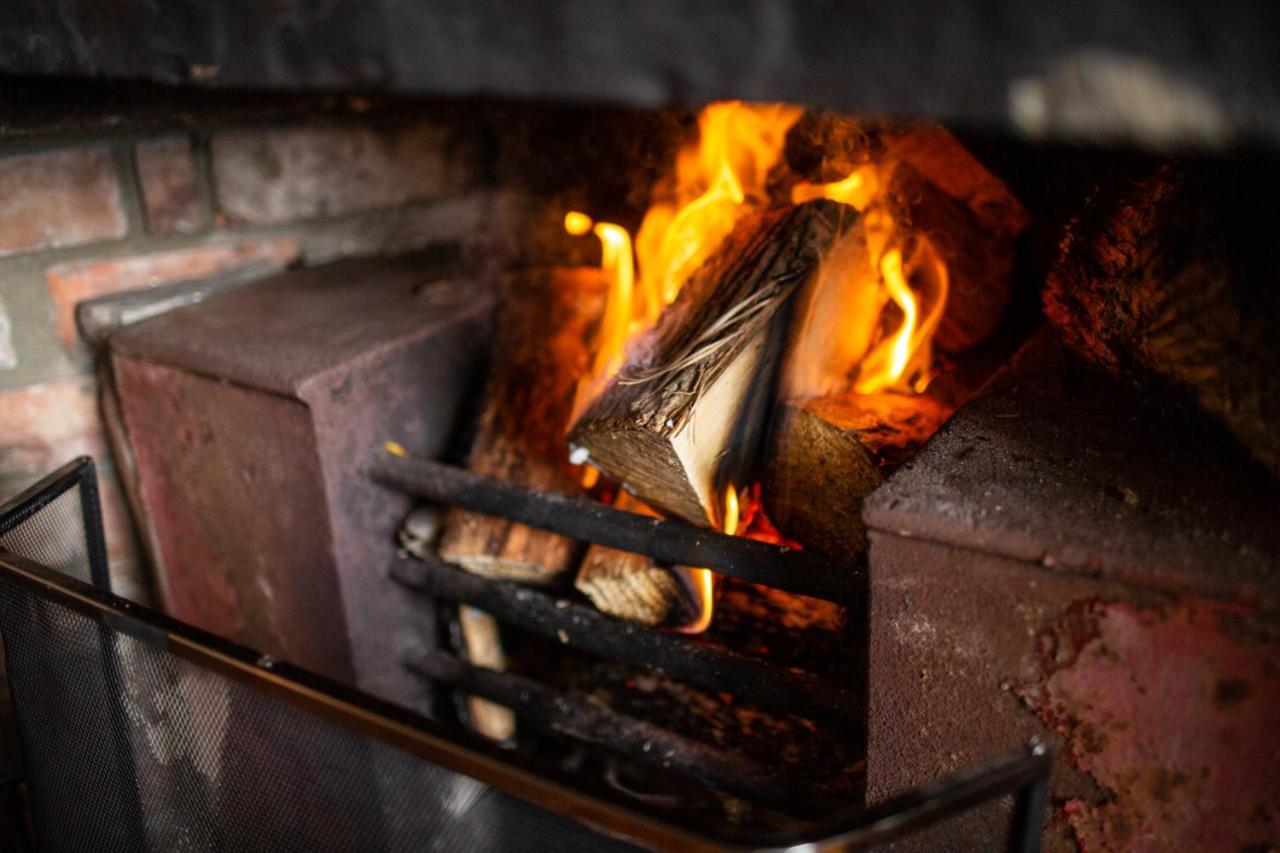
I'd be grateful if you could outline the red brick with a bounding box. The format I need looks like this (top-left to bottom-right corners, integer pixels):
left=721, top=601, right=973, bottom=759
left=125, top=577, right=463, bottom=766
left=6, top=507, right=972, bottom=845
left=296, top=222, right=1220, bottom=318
left=135, top=135, right=205, bottom=236
left=45, top=239, right=299, bottom=346
left=0, top=375, right=107, bottom=481
left=211, top=120, right=482, bottom=225
left=0, top=147, right=126, bottom=256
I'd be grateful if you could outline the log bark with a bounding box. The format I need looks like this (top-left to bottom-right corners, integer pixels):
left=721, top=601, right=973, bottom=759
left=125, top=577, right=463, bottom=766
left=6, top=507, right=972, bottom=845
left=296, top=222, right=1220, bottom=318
left=568, top=200, right=855, bottom=527
left=438, top=267, right=607, bottom=739
left=1045, top=161, right=1280, bottom=478
left=763, top=391, right=952, bottom=562
left=783, top=115, right=1029, bottom=352
left=574, top=492, right=700, bottom=626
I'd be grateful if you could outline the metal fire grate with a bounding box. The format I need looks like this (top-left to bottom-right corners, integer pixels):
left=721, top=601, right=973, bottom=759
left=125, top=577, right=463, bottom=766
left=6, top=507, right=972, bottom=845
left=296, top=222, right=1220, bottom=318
left=371, top=451, right=1053, bottom=849
left=0, top=459, right=1051, bottom=850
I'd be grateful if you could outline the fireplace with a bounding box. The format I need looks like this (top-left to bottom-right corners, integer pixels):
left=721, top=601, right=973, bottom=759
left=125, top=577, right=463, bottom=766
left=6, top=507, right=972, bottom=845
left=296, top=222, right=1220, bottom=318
left=0, top=4, right=1278, bottom=851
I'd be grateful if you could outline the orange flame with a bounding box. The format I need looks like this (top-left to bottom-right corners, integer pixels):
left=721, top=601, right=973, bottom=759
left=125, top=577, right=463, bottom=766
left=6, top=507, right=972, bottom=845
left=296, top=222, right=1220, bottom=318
left=676, top=484, right=739, bottom=635
left=784, top=167, right=949, bottom=397
left=635, top=102, right=802, bottom=310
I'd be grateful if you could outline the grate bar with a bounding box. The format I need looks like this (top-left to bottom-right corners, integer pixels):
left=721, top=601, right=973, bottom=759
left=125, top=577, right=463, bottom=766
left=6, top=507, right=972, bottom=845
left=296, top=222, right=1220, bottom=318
left=404, top=649, right=843, bottom=818
left=372, top=452, right=857, bottom=604
left=392, top=555, right=860, bottom=725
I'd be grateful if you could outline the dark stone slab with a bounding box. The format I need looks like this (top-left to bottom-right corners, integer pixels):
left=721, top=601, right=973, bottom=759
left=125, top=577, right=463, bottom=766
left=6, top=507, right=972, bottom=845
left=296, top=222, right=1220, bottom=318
left=109, top=256, right=494, bottom=709
left=864, top=329, right=1280, bottom=608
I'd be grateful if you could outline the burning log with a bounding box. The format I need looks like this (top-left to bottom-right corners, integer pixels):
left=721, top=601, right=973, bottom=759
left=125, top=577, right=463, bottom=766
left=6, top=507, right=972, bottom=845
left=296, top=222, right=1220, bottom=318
left=1045, top=161, right=1280, bottom=477
left=437, top=267, right=607, bottom=739
left=763, top=391, right=952, bottom=562
left=785, top=116, right=1029, bottom=352
left=568, top=199, right=855, bottom=527
left=574, top=492, right=699, bottom=627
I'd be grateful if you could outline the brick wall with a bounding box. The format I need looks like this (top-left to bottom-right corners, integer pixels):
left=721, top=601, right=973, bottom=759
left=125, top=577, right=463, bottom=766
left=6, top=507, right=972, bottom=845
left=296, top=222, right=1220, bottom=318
left=0, top=102, right=500, bottom=601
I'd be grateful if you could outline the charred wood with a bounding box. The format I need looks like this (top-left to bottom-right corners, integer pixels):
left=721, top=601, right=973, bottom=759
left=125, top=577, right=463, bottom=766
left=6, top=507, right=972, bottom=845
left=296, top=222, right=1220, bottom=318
left=405, top=649, right=844, bottom=818
left=764, top=392, right=953, bottom=562
left=1045, top=161, right=1280, bottom=477
left=390, top=555, right=860, bottom=725
left=784, top=116, right=1029, bottom=351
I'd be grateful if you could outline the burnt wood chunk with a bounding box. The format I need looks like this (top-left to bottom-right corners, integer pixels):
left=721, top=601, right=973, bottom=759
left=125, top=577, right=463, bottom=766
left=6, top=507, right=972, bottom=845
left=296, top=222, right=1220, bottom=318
left=568, top=200, right=855, bottom=527
left=764, top=391, right=952, bottom=562
left=438, top=267, right=606, bottom=740
left=574, top=492, right=698, bottom=626
left=1045, top=162, right=1280, bottom=477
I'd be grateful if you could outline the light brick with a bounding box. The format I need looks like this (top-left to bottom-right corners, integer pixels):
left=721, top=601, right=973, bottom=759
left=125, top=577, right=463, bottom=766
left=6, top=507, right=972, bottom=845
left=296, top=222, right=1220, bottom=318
left=0, top=375, right=107, bottom=483
left=0, top=294, right=15, bottom=370
left=0, top=375, right=143, bottom=599
left=0, top=147, right=126, bottom=256
left=45, top=239, right=299, bottom=347
left=212, top=120, right=482, bottom=225
left=136, top=135, right=205, bottom=236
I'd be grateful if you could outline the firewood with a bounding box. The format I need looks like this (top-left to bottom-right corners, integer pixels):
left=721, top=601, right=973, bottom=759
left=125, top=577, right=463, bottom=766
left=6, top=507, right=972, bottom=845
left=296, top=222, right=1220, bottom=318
left=784, top=115, right=1029, bottom=352
left=575, top=492, right=700, bottom=626
left=763, top=391, right=952, bottom=562
left=439, top=267, right=606, bottom=581
left=438, top=267, right=607, bottom=739
left=568, top=200, right=856, bottom=527
left=1045, top=161, right=1280, bottom=477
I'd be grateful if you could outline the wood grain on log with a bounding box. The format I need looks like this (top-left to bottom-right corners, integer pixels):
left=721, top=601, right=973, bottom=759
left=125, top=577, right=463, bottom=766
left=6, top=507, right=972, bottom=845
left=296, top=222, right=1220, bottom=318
left=764, top=391, right=952, bottom=562
left=568, top=200, right=855, bottom=527
left=575, top=492, right=698, bottom=626
left=1045, top=161, right=1280, bottom=477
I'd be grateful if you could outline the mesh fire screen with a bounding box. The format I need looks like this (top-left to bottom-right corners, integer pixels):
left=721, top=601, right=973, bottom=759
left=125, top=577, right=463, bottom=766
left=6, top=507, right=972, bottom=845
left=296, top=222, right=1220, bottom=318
left=0, top=582, right=641, bottom=852
left=0, top=457, right=108, bottom=589
left=0, top=459, right=640, bottom=852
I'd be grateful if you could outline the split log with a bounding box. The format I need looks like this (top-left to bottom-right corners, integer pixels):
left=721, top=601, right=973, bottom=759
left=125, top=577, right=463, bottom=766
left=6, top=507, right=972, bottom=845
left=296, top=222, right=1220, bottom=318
left=1045, top=161, right=1280, bottom=478
left=763, top=391, right=952, bottom=562
left=575, top=492, right=700, bottom=627
left=438, top=267, right=607, bottom=739
left=439, top=267, right=606, bottom=581
left=784, top=115, right=1029, bottom=352
left=568, top=200, right=855, bottom=527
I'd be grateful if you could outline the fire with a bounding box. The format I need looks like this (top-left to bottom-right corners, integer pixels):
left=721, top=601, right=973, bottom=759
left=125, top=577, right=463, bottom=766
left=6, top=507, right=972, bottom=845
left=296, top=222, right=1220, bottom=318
left=565, top=101, right=803, bottom=420
left=635, top=101, right=803, bottom=308
left=564, top=101, right=952, bottom=631
left=675, top=484, right=739, bottom=635
left=785, top=170, right=949, bottom=396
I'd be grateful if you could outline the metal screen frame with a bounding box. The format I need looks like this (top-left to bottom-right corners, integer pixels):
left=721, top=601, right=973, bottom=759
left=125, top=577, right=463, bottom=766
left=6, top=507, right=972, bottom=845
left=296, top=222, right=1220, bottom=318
left=0, top=460, right=1051, bottom=851
left=0, top=456, right=111, bottom=590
